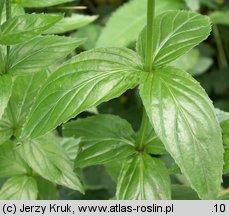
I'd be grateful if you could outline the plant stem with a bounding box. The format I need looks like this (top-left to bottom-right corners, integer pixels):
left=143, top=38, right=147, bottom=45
left=145, top=0, right=155, bottom=72
left=213, top=25, right=228, bottom=69
left=6, top=0, right=11, bottom=64
left=136, top=0, right=155, bottom=150
left=0, top=0, right=6, bottom=25
left=136, top=109, right=148, bottom=150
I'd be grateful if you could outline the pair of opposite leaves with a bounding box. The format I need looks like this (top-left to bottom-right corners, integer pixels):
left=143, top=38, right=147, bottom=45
left=19, top=11, right=223, bottom=200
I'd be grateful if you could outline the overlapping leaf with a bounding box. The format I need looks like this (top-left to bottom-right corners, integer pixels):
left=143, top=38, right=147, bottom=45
left=221, top=120, right=229, bottom=173
left=96, top=0, right=183, bottom=48
left=36, top=177, right=58, bottom=200
left=16, top=0, right=77, bottom=8
left=0, top=14, right=62, bottom=45
left=185, top=0, right=200, bottom=11
left=22, top=48, right=142, bottom=139
left=137, top=11, right=211, bottom=67
left=0, top=176, right=38, bottom=200
left=140, top=67, right=224, bottom=199
left=9, top=36, right=84, bottom=74
left=18, top=134, right=84, bottom=193
left=1, top=4, right=25, bottom=23
left=0, top=141, right=30, bottom=177
left=0, top=75, right=12, bottom=119
left=0, top=72, right=47, bottom=140
left=142, top=117, right=167, bottom=155
left=116, top=153, right=171, bottom=200
left=63, top=114, right=136, bottom=167
left=45, top=14, right=97, bottom=34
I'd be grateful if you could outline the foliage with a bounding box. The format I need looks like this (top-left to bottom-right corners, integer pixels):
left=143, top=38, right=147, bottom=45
left=0, top=0, right=228, bottom=200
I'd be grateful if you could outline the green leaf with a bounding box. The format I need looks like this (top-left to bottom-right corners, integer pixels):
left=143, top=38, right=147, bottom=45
left=0, top=140, right=30, bottom=177
left=137, top=11, right=211, bottom=67
left=215, top=108, right=229, bottom=123
left=169, top=49, right=213, bottom=76
left=221, top=119, right=229, bottom=173
left=96, top=0, right=183, bottom=48
left=16, top=0, right=77, bottom=8
left=221, top=120, right=229, bottom=149
left=140, top=67, right=224, bottom=199
left=9, top=36, right=84, bottom=74
left=189, top=56, right=213, bottom=76
left=218, top=192, right=229, bottom=200
left=169, top=49, right=199, bottom=72
left=18, top=134, right=84, bottom=193
left=224, top=150, right=229, bottom=173
left=184, top=0, right=200, bottom=11
left=74, top=24, right=102, bottom=50
left=1, top=4, right=25, bottom=23
left=105, top=161, right=123, bottom=183
left=22, top=48, right=142, bottom=139
left=0, top=75, right=12, bottom=119
left=0, top=46, right=6, bottom=74
left=210, top=11, right=229, bottom=26
left=0, top=71, right=47, bottom=139
left=172, top=185, right=199, bottom=200
left=116, top=153, right=171, bottom=200
left=45, top=14, right=97, bottom=34
left=0, top=176, right=38, bottom=200
left=63, top=114, right=136, bottom=168
left=139, top=114, right=167, bottom=155
left=60, top=137, right=81, bottom=161
left=36, top=177, right=58, bottom=200
left=0, top=14, right=63, bottom=45
left=0, top=0, right=5, bottom=23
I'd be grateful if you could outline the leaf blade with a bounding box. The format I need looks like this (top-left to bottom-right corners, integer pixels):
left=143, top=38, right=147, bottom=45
left=96, top=0, right=183, bottom=48
left=137, top=11, right=211, bottom=67
left=0, top=75, right=12, bottom=119
left=63, top=114, right=136, bottom=167
left=44, top=14, right=97, bottom=34
left=0, top=14, right=63, bottom=45
left=18, top=134, right=84, bottom=193
left=9, top=36, right=84, bottom=74
left=140, top=67, right=224, bottom=199
left=22, top=48, right=142, bottom=139
left=116, top=154, right=171, bottom=200
left=0, top=176, right=38, bottom=200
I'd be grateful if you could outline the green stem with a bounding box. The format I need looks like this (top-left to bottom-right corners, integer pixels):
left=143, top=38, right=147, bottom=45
left=6, top=0, right=11, bottom=65
left=213, top=25, right=228, bottom=69
left=136, top=0, right=155, bottom=150
left=0, top=0, right=6, bottom=25
left=136, top=109, right=148, bottom=150
left=145, top=0, right=155, bottom=72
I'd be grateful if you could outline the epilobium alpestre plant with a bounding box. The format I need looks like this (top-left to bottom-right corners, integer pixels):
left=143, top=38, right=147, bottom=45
left=0, top=0, right=86, bottom=199
left=0, top=0, right=225, bottom=200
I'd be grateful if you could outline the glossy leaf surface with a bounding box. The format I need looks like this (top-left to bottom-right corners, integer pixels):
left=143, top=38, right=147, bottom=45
left=116, top=154, right=171, bottom=200
left=63, top=114, right=136, bottom=168
left=0, top=75, right=12, bottom=119
left=96, top=0, right=183, bottom=48
left=45, top=14, right=97, bottom=34
left=0, top=176, right=38, bottom=200
left=0, top=14, right=62, bottom=45
left=0, top=141, right=30, bottom=177
left=9, top=36, right=84, bottom=74
left=137, top=11, right=211, bottom=67
left=0, top=72, right=47, bottom=140
left=18, top=134, right=84, bottom=193
left=15, top=0, right=77, bottom=8
left=22, top=48, right=142, bottom=139
left=140, top=67, right=224, bottom=199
